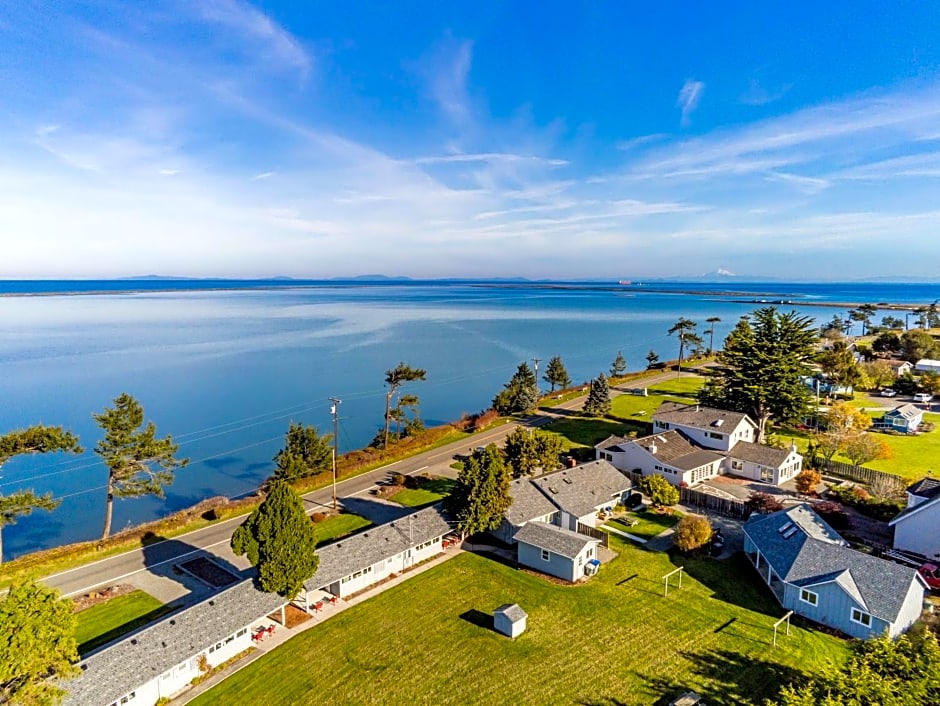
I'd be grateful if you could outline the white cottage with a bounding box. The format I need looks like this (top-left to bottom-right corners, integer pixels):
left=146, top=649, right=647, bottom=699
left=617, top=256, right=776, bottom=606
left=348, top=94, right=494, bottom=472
left=889, top=477, right=940, bottom=561
left=652, top=402, right=757, bottom=452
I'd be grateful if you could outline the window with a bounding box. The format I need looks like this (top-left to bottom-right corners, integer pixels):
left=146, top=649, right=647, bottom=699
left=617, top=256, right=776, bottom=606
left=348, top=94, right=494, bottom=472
left=799, top=589, right=818, bottom=606
left=760, top=466, right=774, bottom=483
left=237, top=628, right=247, bottom=638
left=541, top=549, right=550, bottom=561
left=851, top=608, right=872, bottom=627
left=578, top=556, right=583, bottom=567
left=731, top=460, right=743, bottom=471
left=708, top=432, right=723, bottom=440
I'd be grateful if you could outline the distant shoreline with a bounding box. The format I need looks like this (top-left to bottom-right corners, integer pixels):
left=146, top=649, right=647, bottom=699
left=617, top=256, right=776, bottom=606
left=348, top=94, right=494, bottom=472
left=0, top=281, right=928, bottom=310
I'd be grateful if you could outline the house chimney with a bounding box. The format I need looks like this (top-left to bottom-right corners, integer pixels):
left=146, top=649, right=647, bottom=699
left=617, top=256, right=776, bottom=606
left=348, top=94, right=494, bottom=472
left=790, top=442, right=798, bottom=453
left=649, top=443, right=658, bottom=455
left=695, top=404, right=700, bottom=413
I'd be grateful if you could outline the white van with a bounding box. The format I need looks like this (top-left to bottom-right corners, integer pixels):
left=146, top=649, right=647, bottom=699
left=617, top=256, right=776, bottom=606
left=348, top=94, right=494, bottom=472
left=914, top=393, right=933, bottom=404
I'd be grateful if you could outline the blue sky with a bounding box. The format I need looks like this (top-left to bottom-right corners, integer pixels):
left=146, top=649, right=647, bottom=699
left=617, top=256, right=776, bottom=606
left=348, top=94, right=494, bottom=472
left=1, top=1, right=939, bottom=280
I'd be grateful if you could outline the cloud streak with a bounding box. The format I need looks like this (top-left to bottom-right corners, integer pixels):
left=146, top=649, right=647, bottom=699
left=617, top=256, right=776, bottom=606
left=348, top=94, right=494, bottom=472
left=677, top=80, right=705, bottom=127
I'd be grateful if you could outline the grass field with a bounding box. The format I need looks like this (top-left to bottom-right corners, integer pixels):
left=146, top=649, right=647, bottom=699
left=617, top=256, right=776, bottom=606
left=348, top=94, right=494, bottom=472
left=74, top=590, right=174, bottom=656
left=609, top=509, right=682, bottom=540
left=190, top=545, right=848, bottom=706
left=391, top=478, right=457, bottom=508
left=314, top=513, right=372, bottom=544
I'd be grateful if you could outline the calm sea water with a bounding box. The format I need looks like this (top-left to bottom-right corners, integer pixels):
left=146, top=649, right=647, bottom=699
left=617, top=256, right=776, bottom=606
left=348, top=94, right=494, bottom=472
left=1, top=279, right=938, bottom=558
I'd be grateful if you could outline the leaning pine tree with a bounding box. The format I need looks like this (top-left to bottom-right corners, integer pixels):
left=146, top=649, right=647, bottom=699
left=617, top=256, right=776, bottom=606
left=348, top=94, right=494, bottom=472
left=582, top=373, right=611, bottom=417
left=231, top=481, right=319, bottom=598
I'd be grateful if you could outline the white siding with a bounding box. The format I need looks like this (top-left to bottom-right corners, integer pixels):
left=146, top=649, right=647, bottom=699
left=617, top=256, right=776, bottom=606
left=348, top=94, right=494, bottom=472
left=888, top=577, right=927, bottom=638
left=335, top=536, right=445, bottom=598
left=652, top=419, right=754, bottom=452
left=893, top=503, right=940, bottom=560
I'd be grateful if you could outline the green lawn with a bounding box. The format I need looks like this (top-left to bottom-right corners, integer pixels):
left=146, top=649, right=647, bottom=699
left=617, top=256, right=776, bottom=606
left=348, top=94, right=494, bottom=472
left=190, top=545, right=848, bottom=706
left=74, top=590, right=175, bottom=656
left=390, top=479, right=457, bottom=508
left=608, top=509, right=682, bottom=539
left=314, top=513, right=372, bottom=545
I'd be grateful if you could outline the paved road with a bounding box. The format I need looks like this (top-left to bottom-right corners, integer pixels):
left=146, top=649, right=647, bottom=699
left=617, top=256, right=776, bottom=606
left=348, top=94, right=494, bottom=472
left=43, top=369, right=698, bottom=597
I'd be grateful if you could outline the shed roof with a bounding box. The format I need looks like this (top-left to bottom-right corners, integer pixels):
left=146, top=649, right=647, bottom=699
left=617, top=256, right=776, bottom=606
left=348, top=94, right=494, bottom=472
left=61, top=577, right=286, bottom=706
left=728, top=441, right=795, bottom=468
left=494, top=603, right=527, bottom=622
left=529, top=460, right=632, bottom=518
left=504, top=477, right=560, bottom=526
left=513, top=521, right=598, bottom=560
left=885, top=403, right=922, bottom=421
left=744, top=504, right=922, bottom=624
left=907, top=476, right=940, bottom=500
left=304, top=505, right=451, bottom=591
left=653, top=401, right=753, bottom=432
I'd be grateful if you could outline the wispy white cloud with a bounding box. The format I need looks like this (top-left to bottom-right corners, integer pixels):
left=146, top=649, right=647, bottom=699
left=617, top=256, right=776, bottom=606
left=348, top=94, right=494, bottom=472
left=740, top=79, right=791, bottom=106
left=426, top=38, right=474, bottom=126
left=616, top=134, right=668, bottom=151
left=251, top=171, right=275, bottom=180
left=410, top=152, right=567, bottom=167
left=677, top=79, right=705, bottom=127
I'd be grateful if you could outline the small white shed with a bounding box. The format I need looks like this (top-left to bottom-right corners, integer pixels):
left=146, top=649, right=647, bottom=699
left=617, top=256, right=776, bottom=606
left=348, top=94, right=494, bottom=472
left=493, top=604, right=527, bottom=638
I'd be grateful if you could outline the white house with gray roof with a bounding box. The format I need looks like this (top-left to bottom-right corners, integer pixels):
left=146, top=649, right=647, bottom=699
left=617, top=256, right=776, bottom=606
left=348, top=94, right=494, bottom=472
left=492, top=477, right=561, bottom=544
left=527, top=459, right=633, bottom=531
left=744, top=504, right=925, bottom=640
left=652, top=402, right=756, bottom=452
left=725, top=441, right=802, bottom=485
left=598, top=430, right=724, bottom=487
left=61, top=578, right=287, bottom=706
left=889, top=477, right=940, bottom=561
left=303, top=505, right=452, bottom=600
left=513, top=521, right=600, bottom=582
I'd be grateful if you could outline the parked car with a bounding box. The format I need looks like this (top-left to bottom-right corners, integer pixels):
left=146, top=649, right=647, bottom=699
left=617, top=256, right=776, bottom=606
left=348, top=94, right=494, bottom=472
left=918, top=563, right=940, bottom=590
left=880, top=388, right=897, bottom=397
left=914, top=393, right=934, bottom=404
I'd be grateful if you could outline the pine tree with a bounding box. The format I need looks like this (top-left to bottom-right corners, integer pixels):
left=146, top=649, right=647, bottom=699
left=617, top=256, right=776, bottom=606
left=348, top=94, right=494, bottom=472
left=0, top=580, right=78, bottom=704
left=645, top=350, right=660, bottom=369
left=382, top=362, right=427, bottom=449
left=270, top=422, right=333, bottom=483
left=447, top=446, right=511, bottom=536
left=93, top=393, right=188, bottom=540
left=583, top=373, right=611, bottom=416
left=543, top=355, right=571, bottom=392
left=609, top=351, right=627, bottom=377
left=0, top=425, right=82, bottom=564
left=668, top=317, right=698, bottom=374
left=492, top=363, right=539, bottom=415
left=231, top=481, right=319, bottom=597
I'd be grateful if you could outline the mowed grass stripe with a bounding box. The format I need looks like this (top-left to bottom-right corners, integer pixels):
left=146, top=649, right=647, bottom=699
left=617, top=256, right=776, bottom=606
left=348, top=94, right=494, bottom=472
left=191, top=543, right=847, bottom=706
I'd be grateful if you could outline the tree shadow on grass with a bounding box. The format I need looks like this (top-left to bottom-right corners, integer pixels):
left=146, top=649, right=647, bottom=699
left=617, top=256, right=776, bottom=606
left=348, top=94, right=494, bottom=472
left=639, top=648, right=806, bottom=706
left=666, top=549, right=781, bottom=616
left=543, top=417, right=644, bottom=447
left=78, top=603, right=177, bottom=656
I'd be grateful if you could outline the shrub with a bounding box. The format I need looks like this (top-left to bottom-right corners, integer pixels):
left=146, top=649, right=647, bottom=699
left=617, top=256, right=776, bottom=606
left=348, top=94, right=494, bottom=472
left=674, top=514, right=713, bottom=553
left=640, top=475, right=680, bottom=508
left=852, top=486, right=871, bottom=501
left=814, top=501, right=850, bottom=529
left=795, top=469, right=822, bottom=494
left=311, top=512, right=327, bottom=523
left=745, top=492, right=784, bottom=514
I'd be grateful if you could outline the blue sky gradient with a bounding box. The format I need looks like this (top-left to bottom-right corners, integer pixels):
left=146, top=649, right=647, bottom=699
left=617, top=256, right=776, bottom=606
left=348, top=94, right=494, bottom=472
left=1, top=1, right=939, bottom=279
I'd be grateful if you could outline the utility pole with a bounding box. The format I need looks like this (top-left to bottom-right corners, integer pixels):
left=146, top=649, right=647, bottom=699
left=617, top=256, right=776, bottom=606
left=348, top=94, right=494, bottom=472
left=532, top=357, right=541, bottom=395
left=329, top=397, right=341, bottom=510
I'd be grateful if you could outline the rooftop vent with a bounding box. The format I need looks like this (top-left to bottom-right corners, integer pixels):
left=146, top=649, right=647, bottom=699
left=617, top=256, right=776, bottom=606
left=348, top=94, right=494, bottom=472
left=208, top=600, right=215, bottom=606
left=548, top=486, right=558, bottom=494
left=169, top=620, right=176, bottom=626
left=649, top=444, right=658, bottom=454
left=782, top=526, right=799, bottom=539
left=130, top=639, right=138, bottom=645
left=777, top=522, right=795, bottom=534
left=563, top=478, right=573, bottom=485
left=712, top=419, right=724, bottom=427
left=656, top=435, right=667, bottom=443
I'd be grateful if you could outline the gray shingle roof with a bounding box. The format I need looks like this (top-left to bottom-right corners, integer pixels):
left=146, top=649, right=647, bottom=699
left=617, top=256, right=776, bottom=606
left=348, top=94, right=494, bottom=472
left=728, top=441, right=793, bottom=468
left=504, top=477, right=559, bottom=526
left=61, top=578, right=287, bottom=706
left=529, top=460, right=633, bottom=518
left=304, top=505, right=451, bottom=591
left=885, top=403, right=922, bottom=421
left=653, top=401, right=752, bottom=432
left=907, top=476, right=940, bottom=499
left=494, top=603, right=527, bottom=622
left=513, top=521, right=598, bottom=559
left=627, top=431, right=724, bottom=470
left=744, top=504, right=921, bottom=624
left=889, top=491, right=940, bottom=525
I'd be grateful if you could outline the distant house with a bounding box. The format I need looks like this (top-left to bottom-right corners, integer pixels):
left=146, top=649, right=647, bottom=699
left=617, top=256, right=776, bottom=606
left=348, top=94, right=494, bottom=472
left=514, top=521, right=600, bottom=582
left=889, top=477, right=940, bottom=561
left=884, top=359, right=913, bottom=377
left=527, top=460, right=633, bottom=531
left=492, top=477, right=561, bottom=544
left=915, top=358, right=940, bottom=374
left=651, top=402, right=756, bottom=452
left=62, top=578, right=288, bottom=706
left=597, top=402, right=803, bottom=487
left=598, top=430, right=724, bottom=487
left=303, top=505, right=451, bottom=600
left=744, top=505, right=926, bottom=640
left=879, top=403, right=924, bottom=434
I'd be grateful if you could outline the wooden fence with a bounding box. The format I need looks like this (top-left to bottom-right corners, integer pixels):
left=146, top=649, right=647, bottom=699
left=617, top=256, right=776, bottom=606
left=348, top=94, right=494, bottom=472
left=809, top=455, right=909, bottom=488
left=576, top=522, right=610, bottom=548
left=679, top=487, right=752, bottom=521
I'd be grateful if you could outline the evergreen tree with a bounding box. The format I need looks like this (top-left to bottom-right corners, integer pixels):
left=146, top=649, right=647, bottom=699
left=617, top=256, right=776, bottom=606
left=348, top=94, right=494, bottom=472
left=382, top=362, right=427, bottom=449
left=645, top=349, right=660, bottom=369
left=0, top=425, right=82, bottom=564
left=93, top=394, right=188, bottom=540
left=231, top=481, right=319, bottom=598
left=492, top=362, right=539, bottom=415
left=270, top=422, right=333, bottom=484
left=447, top=445, right=511, bottom=536
left=667, top=317, right=697, bottom=373
left=819, top=341, right=863, bottom=390
left=698, top=307, right=816, bottom=443
left=609, top=351, right=627, bottom=377
left=503, top=428, right=564, bottom=477
left=543, top=355, right=571, bottom=392
left=0, top=580, right=78, bottom=705
left=582, top=373, right=611, bottom=416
